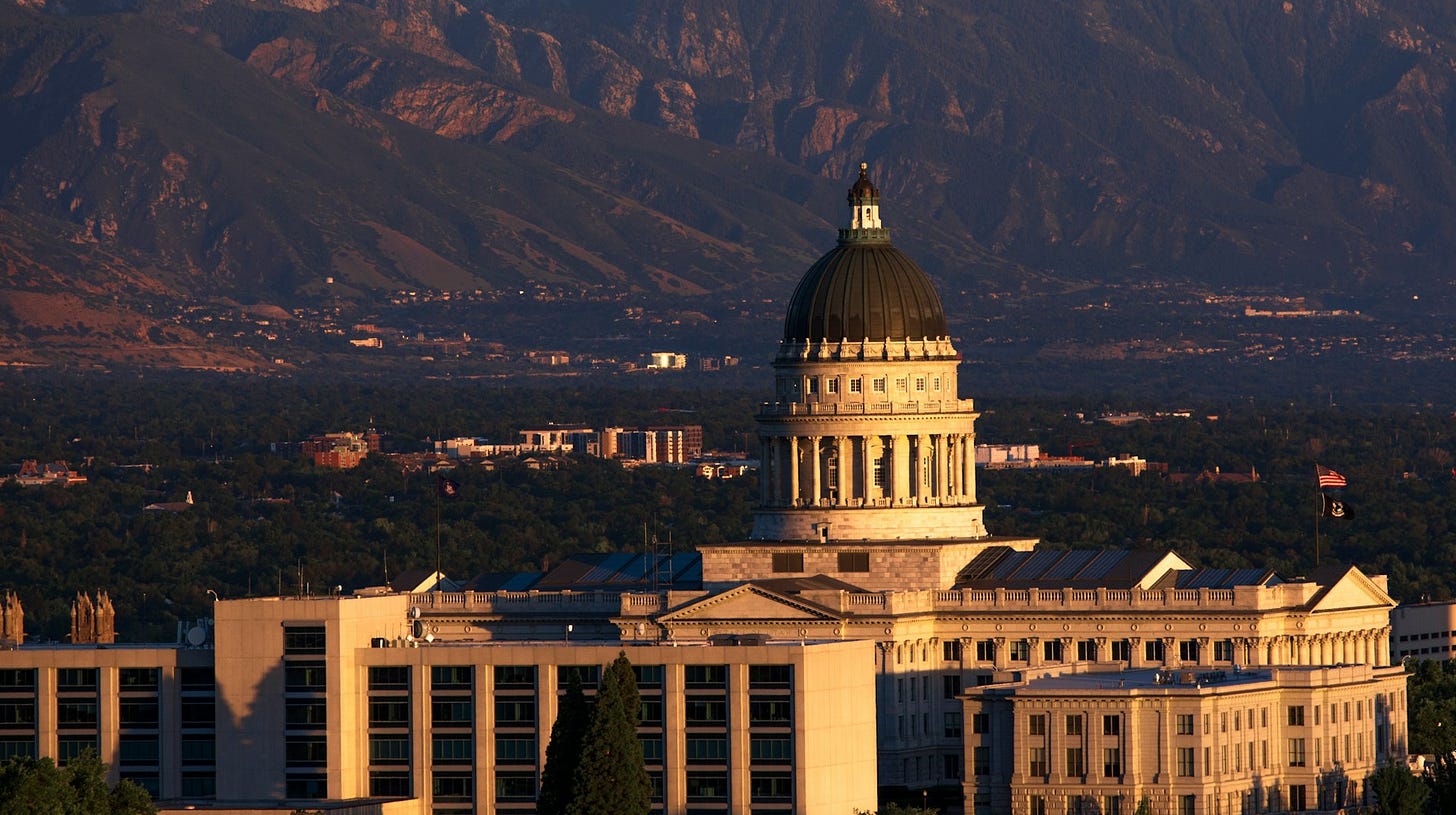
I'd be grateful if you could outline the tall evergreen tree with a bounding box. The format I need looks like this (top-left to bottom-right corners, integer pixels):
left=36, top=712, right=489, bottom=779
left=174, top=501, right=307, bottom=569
left=539, top=670, right=591, bottom=815
left=565, top=652, right=651, bottom=815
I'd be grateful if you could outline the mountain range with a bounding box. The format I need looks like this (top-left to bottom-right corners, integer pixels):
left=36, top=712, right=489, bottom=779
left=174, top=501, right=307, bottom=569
left=2, top=0, right=1454, bottom=367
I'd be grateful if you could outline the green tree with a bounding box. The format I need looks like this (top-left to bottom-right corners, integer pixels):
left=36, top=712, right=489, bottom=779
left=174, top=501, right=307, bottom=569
left=0, top=753, right=156, bottom=815
left=1368, top=760, right=1428, bottom=815
left=539, top=670, right=591, bottom=815
left=566, top=652, right=651, bottom=815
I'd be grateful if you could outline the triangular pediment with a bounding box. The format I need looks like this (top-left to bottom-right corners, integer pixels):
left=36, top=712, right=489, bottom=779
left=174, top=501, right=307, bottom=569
left=1309, top=567, right=1397, bottom=613
left=657, top=583, right=844, bottom=623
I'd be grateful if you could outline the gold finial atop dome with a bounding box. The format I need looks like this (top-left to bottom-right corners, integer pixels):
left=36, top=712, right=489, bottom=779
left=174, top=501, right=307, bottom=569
left=847, top=162, right=882, bottom=231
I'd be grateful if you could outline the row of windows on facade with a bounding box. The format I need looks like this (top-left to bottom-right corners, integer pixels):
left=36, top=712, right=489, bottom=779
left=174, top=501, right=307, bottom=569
left=1021, top=735, right=1372, bottom=781
left=779, top=374, right=946, bottom=398
left=1024, top=782, right=1357, bottom=815
left=353, top=767, right=798, bottom=805
left=931, top=638, right=1240, bottom=664
left=274, top=661, right=795, bottom=691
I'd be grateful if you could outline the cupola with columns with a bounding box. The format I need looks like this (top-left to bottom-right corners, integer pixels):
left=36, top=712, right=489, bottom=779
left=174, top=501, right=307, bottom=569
left=699, top=164, right=1035, bottom=591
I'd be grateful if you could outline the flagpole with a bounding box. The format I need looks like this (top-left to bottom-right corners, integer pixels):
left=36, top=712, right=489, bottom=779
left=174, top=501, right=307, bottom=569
left=1314, top=488, right=1321, bottom=568
left=435, top=482, right=442, bottom=582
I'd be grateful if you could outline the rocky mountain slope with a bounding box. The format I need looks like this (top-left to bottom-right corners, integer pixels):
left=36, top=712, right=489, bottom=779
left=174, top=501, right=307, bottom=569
left=2, top=0, right=1454, bottom=365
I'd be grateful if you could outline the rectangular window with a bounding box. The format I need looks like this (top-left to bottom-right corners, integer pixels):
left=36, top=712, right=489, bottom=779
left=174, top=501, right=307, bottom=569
left=432, top=737, right=473, bottom=764
left=180, top=736, right=215, bottom=766
left=976, top=640, right=996, bottom=661
left=827, top=378, right=839, bottom=394
left=118, top=735, right=159, bottom=765
left=1028, top=746, right=1047, bottom=776
left=1103, top=747, right=1121, bottom=777
left=1031, top=795, right=1047, bottom=815
left=433, top=771, right=474, bottom=803
left=493, top=666, right=535, bottom=689
left=368, top=736, right=409, bottom=764
left=686, top=737, right=729, bottom=763
left=872, top=378, right=886, bottom=393
left=1043, top=640, right=1064, bottom=662
left=282, top=626, right=326, bottom=655
left=118, top=668, right=159, bottom=690
left=119, top=701, right=159, bottom=727
left=0, top=669, right=36, bottom=690
left=57, top=701, right=98, bottom=729
left=0, top=702, right=35, bottom=726
left=1177, top=714, right=1194, bottom=735
left=944, top=712, right=963, bottom=737
left=1029, top=714, right=1046, bottom=735
left=368, top=666, right=409, bottom=690
left=1077, top=639, right=1098, bottom=661
left=285, top=662, right=326, bottom=692
left=943, top=640, right=962, bottom=661
left=368, top=771, right=409, bottom=798
left=1288, top=738, right=1306, bottom=767
left=685, top=771, right=728, bottom=801
left=1066, top=715, right=1083, bottom=736
left=750, top=771, right=793, bottom=802
left=974, top=745, right=991, bottom=775
left=807, top=378, right=818, bottom=394
left=685, top=699, right=727, bottom=726
left=1010, top=640, right=1030, bottom=661
left=495, top=736, right=534, bottom=764
left=849, top=378, right=862, bottom=393
left=57, top=669, right=97, bottom=691
left=285, top=701, right=326, bottom=730
left=1179, top=794, right=1196, bottom=815
left=1177, top=746, right=1195, bottom=776
left=748, top=665, right=791, bottom=688
left=972, top=713, right=989, bottom=734
left=431, top=665, right=473, bottom=690
left=748, top=698, right=792, bottom=725
left=1288, top=705, right=1305, bottom=726
left=1103, top=715, right=1121, bottom=736
left=1290, top=784, right=1307, bottom=812
left=285, top=774, right=327, bottom=799
left=1066, top=746, right=1085, bottom=776
left=838, top=551, right=870, bottom=572
left=1145, top=640, right=1165, bottom=662
left=494, top=699, right=533, bottom=725
left=750, top=735, right=793, bottom=763
left=368, top=701, right=409, bottom=727
left=1179, top=640, right=1199, bottom=662
left=772, top=552, right=804, bottom=573
left=632, top=664, right=664, bottom=689
left=943, top=675, right=962, bottom=699
left=1215, top=640, right=1235, bottom=661
left=285, top=736, right=327, bottom=767
left=915, top=376, right=926, bottom=391
left=1111, top=640, right=1131, bottom=661
left=0, top=738, right=38, bottom=761
left=1105, top=795, right=1123, bottom=815
left=685, top=665, right=727, bottom=688
left=432, top=700, right=473, bottom=727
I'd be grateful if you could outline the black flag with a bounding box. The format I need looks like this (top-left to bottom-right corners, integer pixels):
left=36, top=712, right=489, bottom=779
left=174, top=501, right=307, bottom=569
left=437, top=474, right=461, bottom=499
left=1322, top=494, right=1348, bottom=519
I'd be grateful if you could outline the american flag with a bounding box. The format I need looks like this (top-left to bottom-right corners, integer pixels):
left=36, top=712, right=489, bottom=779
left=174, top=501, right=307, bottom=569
left=1316, top=464, right=1347, bottom=489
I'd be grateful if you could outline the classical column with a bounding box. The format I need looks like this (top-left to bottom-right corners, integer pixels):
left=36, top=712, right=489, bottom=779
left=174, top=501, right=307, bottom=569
left=788, top=436, right=800, bottom=506
left=935, top=434, right=948, bottom=499
left=808, top=435, right=821, bottom=506
left=993, top=637, right=1008, bottom=670
left=758, top=436, right=771, bottom=506
left=861, top=436, right=874, bottom=503
left=1161, top=637, right=1175, bottom=667
left=961, top=433, right=976, bottom=504
left=1128, top=636, right=1143, bottom=669
left=835, top=436, right=849, bottom=505
left=892, top=435, right=910, bottom=503
left=917, top=434, right=931, bottom=500
left=1378, top=627, right=1391, bottom=666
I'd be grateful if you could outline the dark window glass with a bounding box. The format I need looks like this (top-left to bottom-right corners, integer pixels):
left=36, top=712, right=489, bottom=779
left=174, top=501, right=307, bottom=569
left=119, top=702, right=159, bottom=727
left=751, top=735, right=793, bottom=764
left=284, top=662, right=326, bottom=691
left=749, top=698, right=792, bottom=725
left=685, top=771, right=728, bottom=801
left=369, top=771, right=410, bottom=797
left=432, top=737, right=473, bottom=764
left=432, top=771, right=473, bottom=803
left=180, top=702, right=214, bottom=727
left=180, top=773, right=216, bottom=798
left=495, top=736, right=535, bottom=764
left=118, top=736, right=159, bottom=765
left=369, top=701, right=410, bottom=727
left=118, top=668, right=159, bottom=690
left=57, top=701, right=97, bottom=729
left=0, top=739, right=36, bottom=760
left=283, top=626, right=326, bottom=655
left=431, top=700, right=473, bottom=727
left=750, top=771, right=793, bottom=802
left=685, top=665, right=726, bottom=688
left=495, top=771, right=536, bottom=802
left=639, top=698, right=663, bottom=726
left=431, top=666, right=472, bottom=691
left=0, top=702, right=35, bottom=726
left=632, top=665, right=664, bottom=689
left=178, top=667, right=215, bottom=692
left=494, top=699, right=535, bottom=725
left=369, top=736, right=409, bottom=764
left=285, top=774, right=327, bottom=799
left=771, top=553, right=803, bottom=573
left=368, top=666, right=410, bottom=690
left=180, top=736, right=215, bottom=766
left=749, top=665, right=791, bottom=688
left=57, top=669, right=97, bottom=691
left=837, top=552, right=870, bottom=572
left=57, top=737, right=97, bottom=765
left=493, top=666, right=535, bottom=689
left=556, top=666, right=600, bottom=689
left=0, top=669, right=35, bottom=690
left=285, top=736, right=327, bottom=767
left=285, top=701, right=327, bottom=730
left=685, top=699, right=727, bottom=726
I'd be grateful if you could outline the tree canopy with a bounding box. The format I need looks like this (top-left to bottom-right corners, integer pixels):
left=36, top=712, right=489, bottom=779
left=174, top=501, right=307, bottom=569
left=0, top=753, right=155, bottom=815
left=565, top=653, right=651, bottom=815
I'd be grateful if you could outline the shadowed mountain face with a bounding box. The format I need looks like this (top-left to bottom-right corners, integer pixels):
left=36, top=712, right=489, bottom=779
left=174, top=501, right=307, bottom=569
left=2, top=0, right=1454, bottom=363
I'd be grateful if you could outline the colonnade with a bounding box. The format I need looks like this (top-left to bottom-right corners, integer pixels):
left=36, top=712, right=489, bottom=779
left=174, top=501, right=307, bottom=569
left=758, top=431, right=975, bottom=508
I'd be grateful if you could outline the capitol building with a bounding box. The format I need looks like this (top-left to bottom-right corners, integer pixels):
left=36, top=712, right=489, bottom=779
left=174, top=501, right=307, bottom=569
left=0, top=167, right=1408, bottom=815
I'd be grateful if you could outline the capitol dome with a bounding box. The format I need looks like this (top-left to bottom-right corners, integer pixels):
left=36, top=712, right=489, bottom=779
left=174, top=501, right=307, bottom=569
left=781, top=165, right=948, bottom=344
